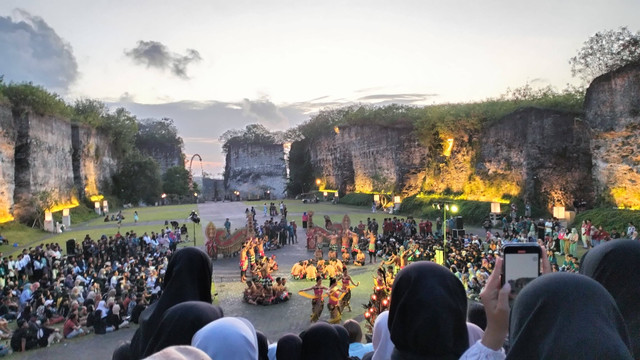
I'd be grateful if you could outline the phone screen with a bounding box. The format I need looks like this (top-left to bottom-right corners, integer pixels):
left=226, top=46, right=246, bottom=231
left=504, top=252, right=539, bottom=301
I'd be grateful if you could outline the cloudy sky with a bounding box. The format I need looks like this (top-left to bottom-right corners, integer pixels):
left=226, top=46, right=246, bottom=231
left=1, top=1, right=639, bottom=176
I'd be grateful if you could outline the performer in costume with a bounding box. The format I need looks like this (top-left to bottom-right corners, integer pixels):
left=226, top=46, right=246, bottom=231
left=339, top=266, right=359, bottom=312
left=351, top=231, right=359, bottom=260
left=367, top=230, right=377, bottom=264
left=327, top=277, right=345, bottom=324
left=328, top=234, right=339, bottom=260
left=299, top=276, right=328, bottom=322
left=239, top=242, right=249, bottom=282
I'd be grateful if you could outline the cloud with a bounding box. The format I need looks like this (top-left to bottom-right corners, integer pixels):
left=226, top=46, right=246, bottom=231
left=124, top=40, right=201, bottom=79
left=241, top=98, right=289, bottom=128
left=0, top=9, right=78, bottom=90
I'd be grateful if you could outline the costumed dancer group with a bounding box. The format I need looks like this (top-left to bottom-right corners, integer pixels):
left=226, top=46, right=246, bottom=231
left=298, top=266, right=359, bottom=324
left=239, top=237, right=290, bottom=305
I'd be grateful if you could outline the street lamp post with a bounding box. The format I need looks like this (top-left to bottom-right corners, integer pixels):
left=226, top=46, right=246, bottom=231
left=193, top=192, right=198, bottom=246
left=433, top=202, right=458, bottom=262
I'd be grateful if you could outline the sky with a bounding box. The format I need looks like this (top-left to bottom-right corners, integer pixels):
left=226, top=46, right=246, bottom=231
left=1, top=0, right=639, bottom=177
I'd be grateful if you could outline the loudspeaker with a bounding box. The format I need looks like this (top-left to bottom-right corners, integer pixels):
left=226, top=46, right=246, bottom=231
left=66, top=239, right=76, bottom=255
left=455, top=216, right=464, bottom=230
left=452, top=229, right=465, bottom=238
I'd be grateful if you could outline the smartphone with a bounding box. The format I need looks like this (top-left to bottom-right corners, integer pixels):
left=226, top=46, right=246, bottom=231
left=501, top=243, right=541, bottom=304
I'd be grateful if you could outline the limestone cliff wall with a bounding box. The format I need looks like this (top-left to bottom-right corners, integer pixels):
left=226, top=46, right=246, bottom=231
left=0, top=105, right=119, bottom=222
left=0, top=106, right=15, bottom=222
left=72, top=125, right=117, bottom=199
left=225, top=143, right=287, bottom=199
left=478, top=108, right=592, bottom=209
left=585, top=62, right=640, bottom=208
left=13, top=111, right=75, bottom=220
left=309, top=125, right=429, bottom=196
left=306, top=109, right=592, bottom=211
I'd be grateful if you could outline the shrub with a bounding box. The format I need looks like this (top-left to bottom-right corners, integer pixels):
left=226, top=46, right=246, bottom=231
left=572, top=208, right=640, bottom=233
left=338, top=193, right=373, bottom=207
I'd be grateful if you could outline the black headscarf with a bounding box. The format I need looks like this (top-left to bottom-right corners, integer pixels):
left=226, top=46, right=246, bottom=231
left=256, top=331, right=269, bottom=360
left=116, top=247, right=213, bottom=360
left=580, top=240, right=640, bottom=359
left=388, top=262, right=468, bottom=360
left=301, top=322, right=349, bottom=360
left=142, top=301, right=223, bottom=357
left=507, top=272, right=633, bottom=360
left=334, top=325, right=351, bottom=359
left=276, top=334, right=302, bottom=360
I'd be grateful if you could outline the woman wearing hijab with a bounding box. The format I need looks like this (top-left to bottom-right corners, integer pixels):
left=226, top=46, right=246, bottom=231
left=463, top=258, right=633, bottom=359
left=114, top=247, right=213, bottom=360
left=362, top=311, right=394, bottom=360
left=192, top=317, right=258, bottom=360
left=300, top=322, right=349, bottom=360
left=256, top=331, right=269, bottom=360
left=275, top=334, right=302, bottom=360
left=581, top=240, right=640, bottom=359
left=387, top=262, right=468, bottom=359
left=142, top=302, right=223, bottom=357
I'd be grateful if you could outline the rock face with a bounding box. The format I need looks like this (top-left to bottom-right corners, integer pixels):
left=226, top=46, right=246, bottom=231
left=72, top=125, right=117, bottom=199
left=308, top=125, right=429, bottom=196
left=0, top=106, right=16, bottom=222
left=585, top=62, right=640, bottom=209
left=478, top=108, right=593, bottom=209
left=12, top=111, right=75, bottom=221
left=0, top=105, right=118, bottom=222
left=142, top=148, right=183, bottom=175
left=225, top=143, right=287, bottom=199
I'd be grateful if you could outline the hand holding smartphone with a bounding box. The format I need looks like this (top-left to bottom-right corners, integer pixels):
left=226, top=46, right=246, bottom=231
left=501, top=243, right=541, bottom=304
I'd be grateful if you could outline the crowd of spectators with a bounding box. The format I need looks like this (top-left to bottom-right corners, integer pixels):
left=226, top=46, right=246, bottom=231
left=0, top=224, right=193, bottom=354
left=111, top=236, right=639, bottom=360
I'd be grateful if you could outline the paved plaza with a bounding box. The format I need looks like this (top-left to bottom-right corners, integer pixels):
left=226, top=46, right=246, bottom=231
left=10, top=200, right=387, bottom=359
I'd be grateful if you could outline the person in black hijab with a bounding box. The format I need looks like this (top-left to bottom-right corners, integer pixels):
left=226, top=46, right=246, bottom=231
left=388, top=262, right=468, bottom=359
left=333, top=325, right=352, bottom=359
left=256, top=331, right=269, bottom=360
left=276, top=334, right=302, bottom=360
left=507, top=272, right=632, bottom=359
left=581, top=240, right=640, bottom=359
left=142, top=301, right=223, bottom=357
left=301, top=322, right=349, bottom=360
left=113, top=247, right=213, bottom=360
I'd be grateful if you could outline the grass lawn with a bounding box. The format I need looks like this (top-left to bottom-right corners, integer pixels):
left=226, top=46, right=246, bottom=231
left=83, top=203, right=198, bottom=227
left=0, top=222, right=47, bottom=254
left=0, top=204, right=206, bottom=256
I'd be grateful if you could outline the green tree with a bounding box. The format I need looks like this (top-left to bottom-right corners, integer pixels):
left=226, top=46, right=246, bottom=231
left=135, top=118, right=184, bottom=155
left=570, top=27, right=640, bottom=83
left=162, top=166, right=191, bottom=196
left=99, top=107, right=139, bottom=159
left=0, top=82, right=71, bottom=118
left=72, top=99, right=109, bottom=126
left=220, top=123, right=277, bottom=153
left=112, top=155, right=162, bottom=205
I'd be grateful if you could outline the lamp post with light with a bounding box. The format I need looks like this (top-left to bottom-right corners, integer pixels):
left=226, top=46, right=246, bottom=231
left=433, top=202, right=458, bottom=261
